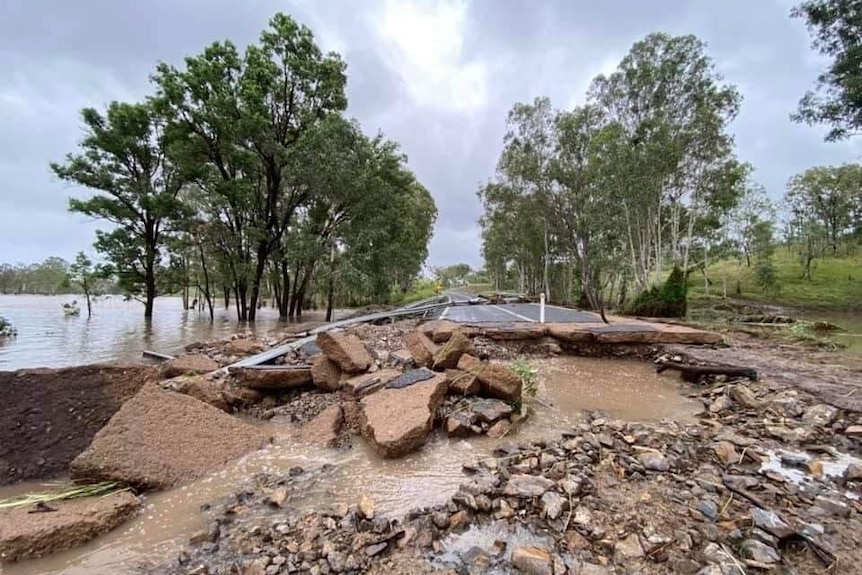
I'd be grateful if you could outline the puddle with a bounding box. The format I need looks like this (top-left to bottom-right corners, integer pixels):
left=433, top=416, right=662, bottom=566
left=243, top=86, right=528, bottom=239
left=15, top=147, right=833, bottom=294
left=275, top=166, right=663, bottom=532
left=760, top=448, right=861, bottom=501
left=435, top=520, right=551, bottom=573
left=2, top=356, right=701, bottom=574
left=532, top=356, right=702, bottom=424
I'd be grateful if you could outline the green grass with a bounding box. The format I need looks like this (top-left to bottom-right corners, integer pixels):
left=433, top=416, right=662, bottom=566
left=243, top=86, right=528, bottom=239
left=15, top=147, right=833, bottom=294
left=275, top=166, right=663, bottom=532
left=690, top=247, right=862, bottom=311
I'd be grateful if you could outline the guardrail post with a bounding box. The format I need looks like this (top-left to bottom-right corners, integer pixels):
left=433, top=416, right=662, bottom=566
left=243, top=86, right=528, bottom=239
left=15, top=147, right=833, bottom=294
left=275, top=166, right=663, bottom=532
left=540, top=292, right=546, bottom=323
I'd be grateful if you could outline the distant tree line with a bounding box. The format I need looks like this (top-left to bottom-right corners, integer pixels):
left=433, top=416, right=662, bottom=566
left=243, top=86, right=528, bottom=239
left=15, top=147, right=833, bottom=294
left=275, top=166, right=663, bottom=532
left=0, top=256, right=118, bottom=296
left=51, top=13, right=436, bottom=321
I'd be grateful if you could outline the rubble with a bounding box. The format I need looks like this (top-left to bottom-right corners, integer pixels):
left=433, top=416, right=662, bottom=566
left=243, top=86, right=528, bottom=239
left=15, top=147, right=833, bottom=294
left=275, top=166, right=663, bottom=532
left=70, top=384, right=270, bottom=489
left=406, top=331, right=439, bottom=368
left=360, top=372, right=448, bottom=458
left=297, top=404, right=343, bottom=447
left=161, top=354, right=219, bottom=378
left=317, top=331, right=372, bottom=374
left=230, top=366, right=313, bottom=391
left=432, top=330, right=474, bottom=370
left=457, top=354, right=522, bottom=402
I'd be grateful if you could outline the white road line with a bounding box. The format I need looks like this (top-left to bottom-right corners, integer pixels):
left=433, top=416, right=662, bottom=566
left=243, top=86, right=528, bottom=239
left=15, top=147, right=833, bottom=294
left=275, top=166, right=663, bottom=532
left=440, top=306, right=450, bottom=319
left=492, top=305, right=536, bottom=322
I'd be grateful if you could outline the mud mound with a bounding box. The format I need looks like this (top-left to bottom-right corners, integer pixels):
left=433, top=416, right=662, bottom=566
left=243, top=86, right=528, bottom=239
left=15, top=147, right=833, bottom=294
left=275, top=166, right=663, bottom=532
left=0, top=364, right=158, bottom=486
left=0, top=490, right=140, bottom=562
left=71, top=384, right=270, bottom=489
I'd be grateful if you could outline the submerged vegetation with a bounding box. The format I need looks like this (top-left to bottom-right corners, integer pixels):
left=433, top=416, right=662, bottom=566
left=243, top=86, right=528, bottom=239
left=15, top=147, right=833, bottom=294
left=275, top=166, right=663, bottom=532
left=0, top=315, right=16, bottom=338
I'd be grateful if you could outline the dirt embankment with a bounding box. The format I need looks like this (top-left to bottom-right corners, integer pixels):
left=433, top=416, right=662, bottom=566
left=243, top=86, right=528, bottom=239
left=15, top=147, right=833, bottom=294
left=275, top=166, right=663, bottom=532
left=0, top=364, right=158, bottom=486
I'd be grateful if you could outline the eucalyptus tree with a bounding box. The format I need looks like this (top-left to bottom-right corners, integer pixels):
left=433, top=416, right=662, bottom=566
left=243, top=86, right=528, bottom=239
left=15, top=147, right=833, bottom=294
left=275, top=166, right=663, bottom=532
left=589, top=33, right=742, bottom=289
left=153, top=13, right=347, bottom=320
left=786, top=165, right=861, bottom=254
left=52, top=101, right=186, bottom=318
left=792, top=0, right=862, bottom=140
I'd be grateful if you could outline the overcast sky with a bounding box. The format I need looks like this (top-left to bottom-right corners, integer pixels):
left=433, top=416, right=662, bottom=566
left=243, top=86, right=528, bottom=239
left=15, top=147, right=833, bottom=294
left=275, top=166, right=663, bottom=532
left=1, top=0, right=859, bottom=269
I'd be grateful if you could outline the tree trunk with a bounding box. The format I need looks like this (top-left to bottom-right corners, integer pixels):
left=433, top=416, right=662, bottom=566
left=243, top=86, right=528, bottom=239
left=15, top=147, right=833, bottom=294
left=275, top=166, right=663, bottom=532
left=278, top=260, right=290, bottom=318
left=223, top=287, right=230, bottom=309
left=85, top=289, right=92, bottom=319
left=325, top=242, right=336, bottom=322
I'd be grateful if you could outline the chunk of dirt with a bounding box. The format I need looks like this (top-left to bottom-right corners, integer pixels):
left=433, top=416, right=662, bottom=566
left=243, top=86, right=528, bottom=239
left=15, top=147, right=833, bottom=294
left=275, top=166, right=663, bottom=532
left=0, top=490, right=140, bottom=562
left=360, top=373, right=448, bottom=458
left=70, top=384, right=269, bottom=489
left=0, top=364, right=157, bottom=486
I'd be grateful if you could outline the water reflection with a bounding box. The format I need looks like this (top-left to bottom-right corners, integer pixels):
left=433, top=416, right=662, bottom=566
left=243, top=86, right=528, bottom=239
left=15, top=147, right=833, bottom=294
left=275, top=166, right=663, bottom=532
left=0, top=295, right=340, bottom=370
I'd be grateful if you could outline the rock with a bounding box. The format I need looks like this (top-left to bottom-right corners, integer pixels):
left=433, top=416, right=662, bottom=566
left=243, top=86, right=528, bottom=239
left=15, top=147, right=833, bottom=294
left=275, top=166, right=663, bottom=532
left=845, top=425, right=862, bottom=437
left=297, top=405, right=343, bottom=447
left=446, top=369, right=480, bottom=396
left=637, top=451, right=670, bottom=472
left=713, top=442, right=738, bottom=466
left=449, top=510, right=470, bottom=529
left=512, top=546, right=553, bottom=575
left=768, top=396, right=804, bottom=418
left=365, top=542, right=387, bottom=557
left=231, top=367, right=312, bottom=391
left=750, top=508, right=794, bottom=539
left=341, top=370, right=402, bottom=397
left=566, top=531, right=591, bottom=551
left=311, top=356, right=342, bottom=391
left=846, top=462, right=862, bottom=481
left=359, top=373, right=448, bottom=458
left=739, top=539, right=779, bottom=564
left=406, top=331, right=439, bottom=368
left=70, top=384, right=269, bottom=489
left=709, top=395, right=733, bottom=413
left=0, top=491, right=140, bottom=561
left=802, top=404, right=839, bottom=426
left=432, top=330, right=474, bottom=371
left=462, top=546, right=491, bottom=570
left=266, top=486, right=289, bottom=508
left=446, top=412, right=477, bottom=438
left=486, top=419, right=512, bottom=439
left=812, top=495, right=850, bottom=517
left=728, top=385, right=759, bottom=409
left=615, top=533, right=644, bottom=560
left=471, top=398, right=514, bottom=424
left=164, top=375, right=230, bottom=412
left=697, top=501, right=719, bottom=522
left=223, top=386, right=264, bottom=409
left=541, top=491, right=564, bottom=520
left=317, top=331, right=372, bottom=374
left=358, top=494, right=374, bottom=520
left=503, top=474, right=555, bottom=497
left=390, top=349, right=415, bottom=368
left=162, top=354, right=219, bottom=378
left=457, top=355, right=522, bottom=402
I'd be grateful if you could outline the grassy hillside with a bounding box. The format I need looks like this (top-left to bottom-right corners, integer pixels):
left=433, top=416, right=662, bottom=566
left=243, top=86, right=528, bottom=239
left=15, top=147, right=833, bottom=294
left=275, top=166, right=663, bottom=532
left=689, top=247, right=862, bottom=310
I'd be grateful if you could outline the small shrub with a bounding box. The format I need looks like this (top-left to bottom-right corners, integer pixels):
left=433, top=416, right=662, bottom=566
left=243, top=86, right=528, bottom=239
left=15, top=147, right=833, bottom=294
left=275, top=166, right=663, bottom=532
left=626, top=266, right=687, bottom=318
left=754, top=260, right=779, bottom=293
left=511, top=356, right=538, bottom=398
left=0, top=315, right=16, bottom=337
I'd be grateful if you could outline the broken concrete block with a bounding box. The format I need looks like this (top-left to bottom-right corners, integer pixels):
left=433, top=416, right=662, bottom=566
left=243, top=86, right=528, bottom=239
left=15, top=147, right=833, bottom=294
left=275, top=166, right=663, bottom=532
left=297, top=404, right=343, bottom=447
left=311, top=355, right=342, bottom=391
left=341, top=369, right=402, bottom=397
left=317, top=331, right=372, bottom=374
left=432, top=330, right=474, bottom=371
left=230, top=367, right=312, bottom=391
left=360, top=373, right=448, bottom=458
left=71, top=384, right=269, bottom=490
left=457, top=355, right=522, bottom=403
left=406, top=331, right=438, bottom=368
left=445, top=369, right=480, bottom=396
left=161, top=354, right=219, bottom=378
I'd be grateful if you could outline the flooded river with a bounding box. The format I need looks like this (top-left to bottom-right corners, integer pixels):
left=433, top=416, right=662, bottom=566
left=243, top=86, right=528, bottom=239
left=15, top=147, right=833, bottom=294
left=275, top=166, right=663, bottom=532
left=0, top=357, right=702, bottom=575
left=0, top=295, right=344, bottom=371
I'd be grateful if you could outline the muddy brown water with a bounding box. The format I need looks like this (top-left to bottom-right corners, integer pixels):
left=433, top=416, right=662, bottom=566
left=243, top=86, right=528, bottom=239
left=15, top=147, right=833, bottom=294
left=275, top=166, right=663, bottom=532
left=0, top=357, right=701, bottom=575
left=0, top=295, right=348, bottom=370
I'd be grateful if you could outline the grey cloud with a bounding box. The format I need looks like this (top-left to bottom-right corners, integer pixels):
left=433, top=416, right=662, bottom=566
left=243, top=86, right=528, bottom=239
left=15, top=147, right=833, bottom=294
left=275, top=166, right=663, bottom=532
left=0, top=0, right=858, bottom=270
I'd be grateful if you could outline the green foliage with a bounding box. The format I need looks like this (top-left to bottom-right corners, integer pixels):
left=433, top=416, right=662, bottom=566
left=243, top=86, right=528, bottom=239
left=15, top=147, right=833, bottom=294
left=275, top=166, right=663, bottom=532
left=0, top=315, right=15, bottom=337
left=511, top=356, right=538, bottom=398
left=627, top=266, right=688, bottom=317
left=68, top=252, right=113, bottom=318
left=792, top=0, right=862, bottom=140
left=51, top=101, right=185, bottom=318
left=754, top=260, right=779, bottom=293
left=692, top=246, right=862, bottom=309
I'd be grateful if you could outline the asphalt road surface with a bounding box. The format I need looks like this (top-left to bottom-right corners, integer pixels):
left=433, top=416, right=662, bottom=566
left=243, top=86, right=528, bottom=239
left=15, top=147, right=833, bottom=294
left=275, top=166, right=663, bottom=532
left=441, top=293, right=603, bottom=324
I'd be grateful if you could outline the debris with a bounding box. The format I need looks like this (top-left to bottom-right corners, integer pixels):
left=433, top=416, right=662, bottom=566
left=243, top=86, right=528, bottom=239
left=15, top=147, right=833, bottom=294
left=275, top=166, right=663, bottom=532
left=317, top=331, right=372, bottom=374
left=406, top=331, right=438, bottom=368
left=457, top=354, right=522, bottom=402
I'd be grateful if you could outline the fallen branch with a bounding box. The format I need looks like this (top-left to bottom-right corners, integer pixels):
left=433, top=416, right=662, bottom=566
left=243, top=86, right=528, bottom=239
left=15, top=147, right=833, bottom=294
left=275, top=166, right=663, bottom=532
left=656, top=363, right=758, bottom=383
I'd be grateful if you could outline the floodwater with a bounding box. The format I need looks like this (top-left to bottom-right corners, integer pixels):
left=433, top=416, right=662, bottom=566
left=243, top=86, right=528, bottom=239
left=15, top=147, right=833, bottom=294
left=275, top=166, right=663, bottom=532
left=1, top=357, right=701, bottom=575
left=0, top=295, right=345, bottom=371
left=796, top=310, right=862, bottom=354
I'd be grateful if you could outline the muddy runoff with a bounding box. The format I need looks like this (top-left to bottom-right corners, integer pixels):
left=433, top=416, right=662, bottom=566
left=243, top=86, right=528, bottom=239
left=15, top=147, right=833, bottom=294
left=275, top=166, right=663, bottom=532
left=2, top=354, right=699, bottom=575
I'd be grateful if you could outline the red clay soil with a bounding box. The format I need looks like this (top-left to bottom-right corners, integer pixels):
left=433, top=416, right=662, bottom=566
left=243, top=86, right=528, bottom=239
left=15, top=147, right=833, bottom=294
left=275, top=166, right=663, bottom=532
left=0, top=364, right=158, bottom=486
left=0, top=490, right=140, bottom=562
